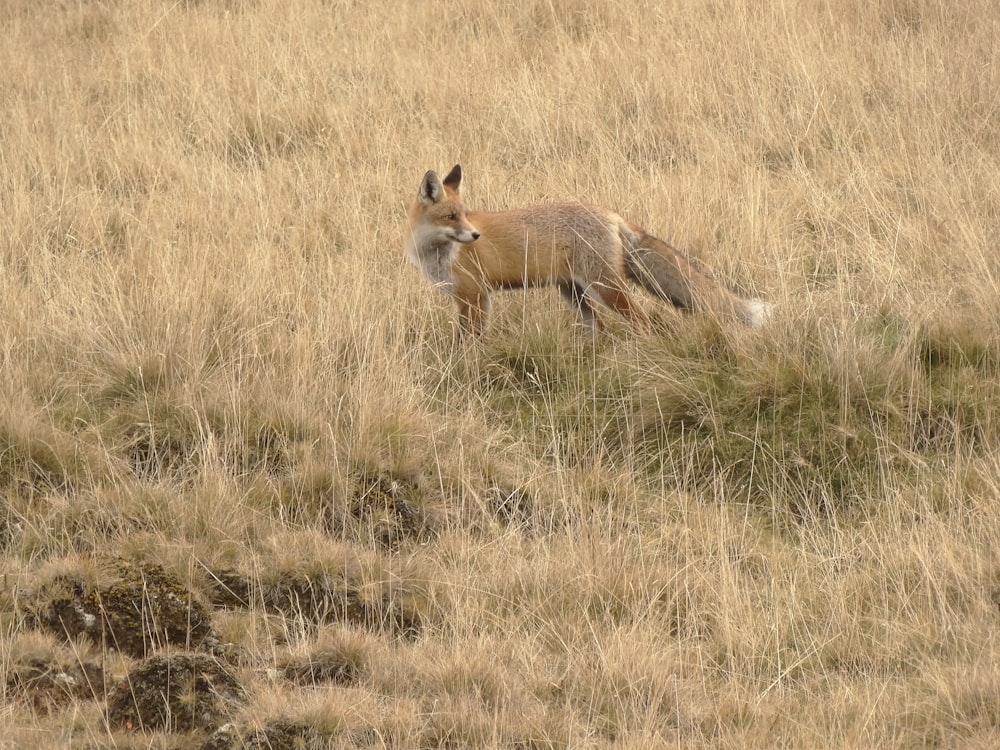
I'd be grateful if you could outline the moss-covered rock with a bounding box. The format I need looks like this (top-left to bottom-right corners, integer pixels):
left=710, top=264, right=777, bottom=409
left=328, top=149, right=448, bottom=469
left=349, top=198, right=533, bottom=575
left=206, top=565, right=426, bottom=638
left=343, top=471, right=434, bottom=549
left=25, top=558, right=217, bottom=657
left=105, top=651, right=245, bottom=733
left=3, top=655, right=105, bottom=712
left=279, top=641, right=365, bottom=687
left=199, top=718, right=327, bottom=750
left=244, top=719, right=326, bottom=749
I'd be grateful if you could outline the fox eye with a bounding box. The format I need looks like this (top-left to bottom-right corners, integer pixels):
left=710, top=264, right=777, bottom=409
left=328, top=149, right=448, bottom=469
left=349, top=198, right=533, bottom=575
left=445, top=213, right=457, bottom=221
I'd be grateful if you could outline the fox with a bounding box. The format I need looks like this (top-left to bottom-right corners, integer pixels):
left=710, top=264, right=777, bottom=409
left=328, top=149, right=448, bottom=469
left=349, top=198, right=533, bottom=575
left=405, top=164, right=769, bottom=338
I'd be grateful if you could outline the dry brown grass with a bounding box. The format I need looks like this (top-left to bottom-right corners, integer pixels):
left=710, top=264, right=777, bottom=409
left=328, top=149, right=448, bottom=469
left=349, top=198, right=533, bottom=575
left=2, top=0, right=1000, bottom=747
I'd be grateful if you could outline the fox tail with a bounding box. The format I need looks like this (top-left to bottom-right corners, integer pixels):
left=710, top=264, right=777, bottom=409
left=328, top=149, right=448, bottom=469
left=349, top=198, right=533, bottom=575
left=622, top=229, right=770, bottom=328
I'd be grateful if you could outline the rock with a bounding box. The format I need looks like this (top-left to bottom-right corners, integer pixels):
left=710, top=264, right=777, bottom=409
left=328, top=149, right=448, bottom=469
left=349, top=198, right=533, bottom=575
left=105, top=651, right=245, bottom=733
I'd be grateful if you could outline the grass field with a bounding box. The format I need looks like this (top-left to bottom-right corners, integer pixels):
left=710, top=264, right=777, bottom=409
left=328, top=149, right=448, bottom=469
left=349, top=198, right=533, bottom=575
left=3, top=0, right=1000, bottom=747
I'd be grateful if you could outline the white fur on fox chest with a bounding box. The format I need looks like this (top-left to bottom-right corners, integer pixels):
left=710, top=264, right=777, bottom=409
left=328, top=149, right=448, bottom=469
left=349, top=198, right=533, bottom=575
left=407, top=234, right=458, bottom=295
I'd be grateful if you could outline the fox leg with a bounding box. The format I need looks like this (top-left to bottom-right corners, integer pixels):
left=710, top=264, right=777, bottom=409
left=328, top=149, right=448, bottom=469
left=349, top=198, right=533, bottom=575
left=455, top=289, right=491, bottom=338
left=558, top=280, right=603, bottom=334
left=590, top=282, right=651, bottom=332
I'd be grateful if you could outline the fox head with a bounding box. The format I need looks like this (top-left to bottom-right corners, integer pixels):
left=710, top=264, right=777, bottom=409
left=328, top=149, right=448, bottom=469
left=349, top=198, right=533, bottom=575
left=411, top=164, right=480, bottom=245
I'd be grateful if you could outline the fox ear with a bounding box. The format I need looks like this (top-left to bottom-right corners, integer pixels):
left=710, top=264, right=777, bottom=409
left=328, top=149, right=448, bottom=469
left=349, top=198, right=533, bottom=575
left=442, top=164, right=463, bottom=191
left=419, top=170, right=444, bottom=205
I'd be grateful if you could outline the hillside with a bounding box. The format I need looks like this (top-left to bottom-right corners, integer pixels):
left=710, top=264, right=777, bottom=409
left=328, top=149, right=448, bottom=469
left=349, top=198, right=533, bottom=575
left=2, top=1, right=1000, bottom=747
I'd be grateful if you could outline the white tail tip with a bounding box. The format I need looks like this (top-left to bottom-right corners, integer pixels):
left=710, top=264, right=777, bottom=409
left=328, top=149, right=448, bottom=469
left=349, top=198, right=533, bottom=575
left=745, top=299, right=772, bottom=327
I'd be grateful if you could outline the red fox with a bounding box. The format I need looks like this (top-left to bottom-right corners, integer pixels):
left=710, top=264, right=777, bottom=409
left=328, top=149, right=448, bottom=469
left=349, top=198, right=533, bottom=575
left=405, top=164, right=769, bottom=337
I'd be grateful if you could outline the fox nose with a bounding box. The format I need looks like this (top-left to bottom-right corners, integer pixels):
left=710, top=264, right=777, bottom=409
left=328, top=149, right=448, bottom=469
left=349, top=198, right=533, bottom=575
left=471, top=231, right=481, bottom=241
